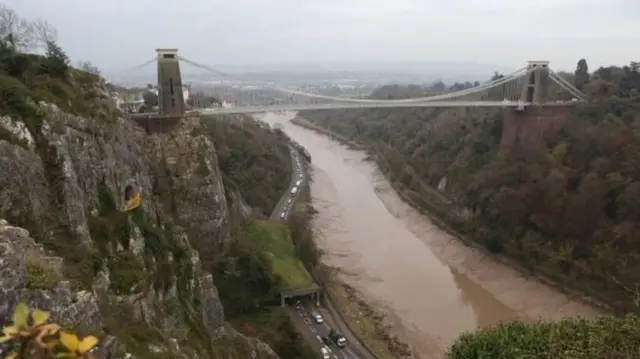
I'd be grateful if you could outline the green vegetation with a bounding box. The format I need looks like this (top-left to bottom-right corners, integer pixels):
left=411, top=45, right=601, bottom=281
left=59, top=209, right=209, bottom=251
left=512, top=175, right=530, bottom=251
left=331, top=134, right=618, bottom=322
left=214, top=220, right=316, bottom=358
left=193, top=109, right=316, bottom=358
left=25, top=263, right=62, bottom=290
left=107, top=251, right=146, bottom=295
left=0, top=5, right=120, bottom=294
left=287, top=186, right=320, bottom=271
left=247, top=220, right=316, bottom=291
left=196, top=116, right=292, bottom=215
left=299, top=60, right=640, bottom=356
left=230, top=307, right=316, bottom=359
left=446, top=315, right=640, bottom=359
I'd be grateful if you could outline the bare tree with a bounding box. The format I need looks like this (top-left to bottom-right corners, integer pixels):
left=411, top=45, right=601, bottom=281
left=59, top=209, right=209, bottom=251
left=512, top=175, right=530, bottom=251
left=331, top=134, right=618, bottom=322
left=30, top=17, right=57, bottom=50
left=0, top=4, right=33, bottom=50
left=77, top=60, right=101, bottom=75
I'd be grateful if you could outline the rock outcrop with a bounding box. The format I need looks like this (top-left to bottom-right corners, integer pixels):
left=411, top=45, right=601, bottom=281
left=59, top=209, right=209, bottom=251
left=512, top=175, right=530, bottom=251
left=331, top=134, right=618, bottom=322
left=0, top=100, right=276, bottom=358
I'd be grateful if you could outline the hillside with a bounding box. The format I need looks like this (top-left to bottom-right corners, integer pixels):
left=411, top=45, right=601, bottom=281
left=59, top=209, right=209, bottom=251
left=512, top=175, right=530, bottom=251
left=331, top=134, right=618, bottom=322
left=0, top=6, right=303, bottom=359
left=297, top=61, right=640, bottom=356
left=195, top=116, right=292, bottom=217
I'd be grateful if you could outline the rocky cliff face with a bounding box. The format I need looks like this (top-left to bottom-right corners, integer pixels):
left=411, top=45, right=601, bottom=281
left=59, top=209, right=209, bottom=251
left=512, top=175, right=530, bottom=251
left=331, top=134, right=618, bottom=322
left=0, top=103, right=276, bottom=358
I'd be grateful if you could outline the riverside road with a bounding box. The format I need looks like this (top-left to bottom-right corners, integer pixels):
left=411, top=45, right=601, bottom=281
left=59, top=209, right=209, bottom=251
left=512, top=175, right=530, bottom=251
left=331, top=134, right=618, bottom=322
left=267, top=130, right=372, bottom=359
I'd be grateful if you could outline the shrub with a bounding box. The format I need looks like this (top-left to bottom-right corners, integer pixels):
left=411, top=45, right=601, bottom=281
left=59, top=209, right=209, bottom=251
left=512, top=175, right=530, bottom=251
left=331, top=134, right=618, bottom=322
left=446, top=316, right=640, bottom=359
left=24, top=249, right=62, bottom=290
left=107, top=251, right=145, bottom=295
left=0, top=303, right=99, bottom=359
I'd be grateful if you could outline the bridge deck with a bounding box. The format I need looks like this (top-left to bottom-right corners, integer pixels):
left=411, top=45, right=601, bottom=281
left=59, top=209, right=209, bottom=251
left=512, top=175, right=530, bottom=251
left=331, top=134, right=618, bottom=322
left=193, top=101, right=578, bottom=115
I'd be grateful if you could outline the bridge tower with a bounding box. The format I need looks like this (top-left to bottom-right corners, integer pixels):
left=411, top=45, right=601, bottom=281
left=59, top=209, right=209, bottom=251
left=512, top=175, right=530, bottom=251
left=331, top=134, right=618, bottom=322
left=517, top=61, right=551, bottom=106
left=500, top=60, right=568, bottom=150
left=156, top=48, right=186, bottom=116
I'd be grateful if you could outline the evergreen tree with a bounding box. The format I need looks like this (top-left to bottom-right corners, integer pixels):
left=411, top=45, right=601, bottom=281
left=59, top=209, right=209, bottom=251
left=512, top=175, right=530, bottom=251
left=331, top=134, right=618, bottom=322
left=574, top=58, right=590, bottom=91
left=42, top=40, right=69, bottom=78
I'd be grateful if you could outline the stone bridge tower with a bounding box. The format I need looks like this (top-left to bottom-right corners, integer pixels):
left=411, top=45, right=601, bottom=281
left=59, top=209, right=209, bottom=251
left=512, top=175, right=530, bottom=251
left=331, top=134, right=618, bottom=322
left=156, top=48, right=186, bottom=117
left=500, top=61, right=568, bottom=150
left=132, top=48, right=187, bottom=134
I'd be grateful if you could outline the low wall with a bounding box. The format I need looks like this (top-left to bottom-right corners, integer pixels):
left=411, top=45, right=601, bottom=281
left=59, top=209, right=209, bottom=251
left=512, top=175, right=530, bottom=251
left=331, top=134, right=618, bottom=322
left=130, top=114, right=183, bottom=134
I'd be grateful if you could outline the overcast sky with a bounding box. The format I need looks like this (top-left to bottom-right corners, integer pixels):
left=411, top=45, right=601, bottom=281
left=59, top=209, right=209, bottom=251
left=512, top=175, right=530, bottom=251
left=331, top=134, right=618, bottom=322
left=6, top=0, right=639, bottom=74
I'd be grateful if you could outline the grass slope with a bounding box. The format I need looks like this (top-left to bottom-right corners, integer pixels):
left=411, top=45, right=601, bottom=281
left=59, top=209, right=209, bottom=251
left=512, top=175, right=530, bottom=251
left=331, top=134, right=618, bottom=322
left=247, top=220, right=316, bottom=291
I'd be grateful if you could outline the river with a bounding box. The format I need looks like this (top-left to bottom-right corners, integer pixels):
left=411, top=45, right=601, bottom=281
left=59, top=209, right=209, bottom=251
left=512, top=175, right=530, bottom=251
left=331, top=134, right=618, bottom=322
left=258, top=112, right=602, bottom=358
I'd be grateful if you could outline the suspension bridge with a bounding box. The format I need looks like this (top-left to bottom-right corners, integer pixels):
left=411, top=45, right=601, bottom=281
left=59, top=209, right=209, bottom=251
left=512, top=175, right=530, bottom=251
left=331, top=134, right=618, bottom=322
left=120, top=49, right=586, bottom=149
left=115, top=49, right=586, bottom=115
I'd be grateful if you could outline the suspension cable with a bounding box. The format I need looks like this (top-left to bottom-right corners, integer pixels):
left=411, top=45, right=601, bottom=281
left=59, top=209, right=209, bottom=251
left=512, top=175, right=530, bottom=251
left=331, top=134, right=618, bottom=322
left=548, top=72, right=587, bottom=101
left=107, top=58, right=157, bottom=83
left=548, top=70, right=587, bottom=100
left=179, top=56, right=530, bottom=104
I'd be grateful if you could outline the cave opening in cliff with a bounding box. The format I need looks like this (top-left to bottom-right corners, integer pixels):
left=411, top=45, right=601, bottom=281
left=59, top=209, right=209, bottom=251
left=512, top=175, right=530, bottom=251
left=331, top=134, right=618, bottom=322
left=124, top=185, right=136, bottom=201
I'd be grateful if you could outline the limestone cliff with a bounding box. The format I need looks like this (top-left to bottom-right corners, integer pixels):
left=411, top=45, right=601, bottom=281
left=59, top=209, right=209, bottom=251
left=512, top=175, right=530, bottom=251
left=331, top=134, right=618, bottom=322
left=0, top=102, right=275, bottom=358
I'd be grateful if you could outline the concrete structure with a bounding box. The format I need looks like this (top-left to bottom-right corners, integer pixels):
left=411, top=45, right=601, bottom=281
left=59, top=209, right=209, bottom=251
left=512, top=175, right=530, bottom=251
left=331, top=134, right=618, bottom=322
left=280, top=286, right=321, bottom=307
left=148, top=85, right=190, bottom=106
left=500, top=61, right=569, bottom=150
left=125, top=53, right=584, bottom=142
left=129, top=113, right=183, bottom=134
left=129, top=48, right=186, bottom=134
left=518, top=61, right=551, bottom=105
left=156, top=48, right=186, bottom=116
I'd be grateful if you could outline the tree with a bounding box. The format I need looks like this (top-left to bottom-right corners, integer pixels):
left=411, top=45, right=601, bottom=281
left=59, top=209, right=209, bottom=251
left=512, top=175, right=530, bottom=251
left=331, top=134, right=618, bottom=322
left=29, top=18, right=57, bottom=50
left=446, top=316, right=640, bottom=359
left=142, top=90, right=158, bottom=107
left=43, top=40, right=70, bottom=78
left=76, top=60, right=100, bottom=75
left=574, top=58, right=590, bottom=91
left=0, top=4, right=32, bottom=50
left=297, top=59, right=640, bottom=315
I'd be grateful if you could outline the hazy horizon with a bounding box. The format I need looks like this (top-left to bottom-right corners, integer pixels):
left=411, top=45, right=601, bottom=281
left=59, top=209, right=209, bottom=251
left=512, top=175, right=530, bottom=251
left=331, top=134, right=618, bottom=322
left=7, top=0, right=637, bottom=78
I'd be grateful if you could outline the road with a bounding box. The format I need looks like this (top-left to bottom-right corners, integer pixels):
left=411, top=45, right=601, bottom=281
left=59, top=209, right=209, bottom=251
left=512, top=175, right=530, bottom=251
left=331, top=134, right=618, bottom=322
left=193, top=99, right=580, bottom=115
left=270, top=144, right=306, bottom=220
left=289, top=298, right=378, bottom=359
left=266, top=138, right=374, bottom=359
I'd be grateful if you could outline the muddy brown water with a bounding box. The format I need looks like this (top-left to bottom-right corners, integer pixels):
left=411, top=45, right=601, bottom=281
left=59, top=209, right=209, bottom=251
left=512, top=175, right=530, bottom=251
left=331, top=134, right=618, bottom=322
left=257, top=112, right=603, bottom=358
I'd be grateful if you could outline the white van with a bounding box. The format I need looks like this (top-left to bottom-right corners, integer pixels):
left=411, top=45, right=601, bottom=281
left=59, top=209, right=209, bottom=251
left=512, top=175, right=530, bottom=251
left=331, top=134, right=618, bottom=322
left=295, top=180, right=302, bottom=186
left=320, top=347, right=330, bottom=359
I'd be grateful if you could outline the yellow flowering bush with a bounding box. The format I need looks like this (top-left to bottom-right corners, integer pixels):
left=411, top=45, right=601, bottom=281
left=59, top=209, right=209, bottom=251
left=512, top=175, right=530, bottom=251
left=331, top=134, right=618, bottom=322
left=0, top=303, right=99, bottom=359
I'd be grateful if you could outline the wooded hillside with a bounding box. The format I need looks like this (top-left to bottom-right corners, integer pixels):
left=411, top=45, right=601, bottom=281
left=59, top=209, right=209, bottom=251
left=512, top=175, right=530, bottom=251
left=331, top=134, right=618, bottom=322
left=299, top=60, right=640, bottom=312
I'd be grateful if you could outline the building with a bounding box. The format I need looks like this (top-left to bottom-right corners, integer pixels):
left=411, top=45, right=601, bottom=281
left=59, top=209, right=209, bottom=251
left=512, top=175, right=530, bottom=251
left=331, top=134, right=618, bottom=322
left=113, top=90, right=144, bottom=113
left=221, top=94, right=235, bottom=108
